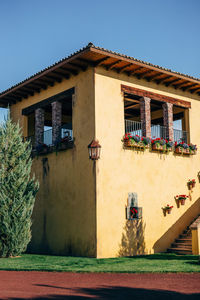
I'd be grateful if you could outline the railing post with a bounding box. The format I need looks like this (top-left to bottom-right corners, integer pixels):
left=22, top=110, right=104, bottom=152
left=51, top=101, right=62, bottom=145
left=140, top=97, right=151, bottom=138
left=35, top=108, right=44, bottom=147
left=162, top=102, right=173, bottom=141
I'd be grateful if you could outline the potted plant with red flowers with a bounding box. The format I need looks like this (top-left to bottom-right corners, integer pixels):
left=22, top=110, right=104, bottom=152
left=151, top=138, right=173, bottom=152
left=174, top=142, right=189, bottom=154
left=187, top=179, right=196, bottom=190
left=162, top=204, right=173, bottom=215
left=175, top=195, right=188, bottom=205
left=174, top=142, right=197, bottom=155
left=189, top=144, right=197, bottom=154
left=123, top=133, right=132, bottom=147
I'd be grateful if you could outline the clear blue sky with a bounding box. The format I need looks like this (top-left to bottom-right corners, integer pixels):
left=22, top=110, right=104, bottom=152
left=0, top=0, right=199, bottom=122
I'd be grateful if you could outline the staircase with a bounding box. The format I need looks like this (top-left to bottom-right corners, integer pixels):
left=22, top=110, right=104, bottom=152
left=167, top=214, right=200, bottom=255
left=167, top=227, right=192, bottom=254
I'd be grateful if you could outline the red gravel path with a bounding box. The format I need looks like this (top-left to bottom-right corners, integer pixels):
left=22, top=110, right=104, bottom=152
left=0, top=271, right=199, bottom=299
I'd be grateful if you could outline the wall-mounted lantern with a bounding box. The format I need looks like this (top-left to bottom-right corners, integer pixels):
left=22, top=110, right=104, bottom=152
left=88, top=140, right=101, bottom=160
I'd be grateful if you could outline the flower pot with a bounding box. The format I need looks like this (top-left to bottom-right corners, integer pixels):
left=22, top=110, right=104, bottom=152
left=152, top=144, right=162, bottom=151
left=167, top=208, right=172, bottom=214
left=188, top=184, right=193, bottom=190
left=179, top=198, right=186, bottom=205
left=124, top=140, right=131, bottom=147
left=175, top=147, right=183, bottom=154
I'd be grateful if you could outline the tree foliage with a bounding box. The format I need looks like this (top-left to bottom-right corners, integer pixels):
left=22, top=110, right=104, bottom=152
left=0, top=117, right=39, bottom=257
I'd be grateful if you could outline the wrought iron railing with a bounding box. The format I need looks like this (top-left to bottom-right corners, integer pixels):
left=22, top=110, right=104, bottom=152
left=173, top=129, right=188, bottom=143
left=125, top=120, right=142, bottom=136
left=151, top=124, right=167, bottom=140
left=125, top=119, right=188, bottom=142
left=24, top=127, right=73, bottom=147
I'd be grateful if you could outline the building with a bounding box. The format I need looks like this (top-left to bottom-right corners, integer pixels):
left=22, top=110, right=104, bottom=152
left=0, top=43, right=200, bottom=258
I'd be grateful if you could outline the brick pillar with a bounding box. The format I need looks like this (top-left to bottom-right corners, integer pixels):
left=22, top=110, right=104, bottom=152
left=35, top=108, right=44, bottom=146
left=162, top=102, right=173, bottom=141
left=51, top=101, right=62, bottom=144
left=140, top=97, right=151, bottom=138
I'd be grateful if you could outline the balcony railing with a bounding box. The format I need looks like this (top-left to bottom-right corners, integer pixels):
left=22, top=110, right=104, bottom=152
left=25, top=127, right=73, bottom=147
left=151, top=124, right=167, bottom=140
left=125, top=120, right=142, bottom=136
left=125, top=119, right=188, bottom=142
left=173, top=129, right=188, bottom=143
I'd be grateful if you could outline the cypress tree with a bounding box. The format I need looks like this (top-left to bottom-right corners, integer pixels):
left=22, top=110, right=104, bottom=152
left=0, top=117, right=39, bottom=257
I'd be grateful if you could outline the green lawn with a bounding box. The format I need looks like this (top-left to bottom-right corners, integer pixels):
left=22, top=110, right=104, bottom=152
left=0, top=254, right=199, bottom=273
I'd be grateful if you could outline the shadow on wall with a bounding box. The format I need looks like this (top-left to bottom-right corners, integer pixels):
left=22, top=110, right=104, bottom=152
left=153, top=197, right=200, bottom=253
left=118, top=219, right=146, bottom=256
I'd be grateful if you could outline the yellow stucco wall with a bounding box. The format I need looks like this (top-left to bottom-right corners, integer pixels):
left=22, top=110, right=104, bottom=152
left=9, top=64, right=200, bottom=258
left=95, top=67, right=200, bottom=258
left=11, top=68, right=97, bottom=256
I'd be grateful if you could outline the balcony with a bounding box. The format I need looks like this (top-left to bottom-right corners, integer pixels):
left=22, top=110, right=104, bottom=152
left=125, top=119, right=188, bottom=143
left=24, top=127, right=73, bottom=155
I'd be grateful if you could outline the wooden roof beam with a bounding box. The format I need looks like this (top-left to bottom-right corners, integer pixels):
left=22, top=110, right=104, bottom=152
left=20, top=87, right=37, bottom=95
left=124, top=98, right=140, bottom=104
left=45, top=75, right=62, bottom=83
left=145, top=73, right=163, bottom=82
left=117, top=63, right=132, bottom=73
left=173, top=81, right=188, bottom=89
left=125, top=103, right=140, bottom=110
left=77, top=56, right=110, bottom=67
left=14, top=91, right=28, bottom=99
left=127, top=67, right=144, bottom=76
left=182, top=84, right=197, bottom=91
left=155, top=76, right=172, bottom=84
left=52, top=70, right=70, bottom=79
left=137, top=70, right=154, bottom=79
left=3, top=96, right=18, bottom=103
left=28, top=82, right=47, bottom=90
left=165, top=78, right=182, bottom=87
left=106, top=60, right=121, bottom=70
left=189, top=87, right=200, bottom=94
left=60, top=66, right=78, bottom=75
left=68, top=62, right=87, bottom=72
left=38, top=78, right=55, bottom=87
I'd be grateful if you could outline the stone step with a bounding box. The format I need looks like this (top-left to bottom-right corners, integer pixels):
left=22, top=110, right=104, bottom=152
left=179, top=233, right=192, bottom=238
left=172, top=243, right=192, bottom=249
left=167, top=248, right=192, bottom=255
left=175, top=238, right=191, bottom=244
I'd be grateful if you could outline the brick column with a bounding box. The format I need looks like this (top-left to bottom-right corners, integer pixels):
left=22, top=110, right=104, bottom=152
left=162, top=102, right=173, bottom=141
left=51, top=101, right=62, bottom=144
left=35, top=108, right=44, bottom=146
left=140, top=97, right=151, bottom=138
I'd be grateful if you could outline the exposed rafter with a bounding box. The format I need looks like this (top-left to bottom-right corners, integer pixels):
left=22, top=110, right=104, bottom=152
left=165, top=79, right=182, bottom=87
left=78, top=56, right=110, bottom=67
left=106, top=60, right=121, bottom=70
left=38, top=78, right=55, bottom=86
left=127, top=67, right=144, bottom=76
left=144, top=73, right=163, bottom=82
left=117, top=63, right=132, bottom=73
left=52, top=70, right=70, bottom=79
left=28, top=82, right=47, bottom=90
left=14, top=91, right=28, bottom=99
left=60, top=66, right=78, bottom=75
left=190, top=87, right=200, bottom=94
left=182, top=84, right=197, bottom=91
left=68, top=62, right=87, bottom=71
left=137, top=70, right=155, bottom=79
left=155, top=76, right=172, bottom=84
left=173, top=81, right=188, bottom=89
left=125, top=103, right=140, bottom=110
left=45, top=74, right=62, bottom=83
